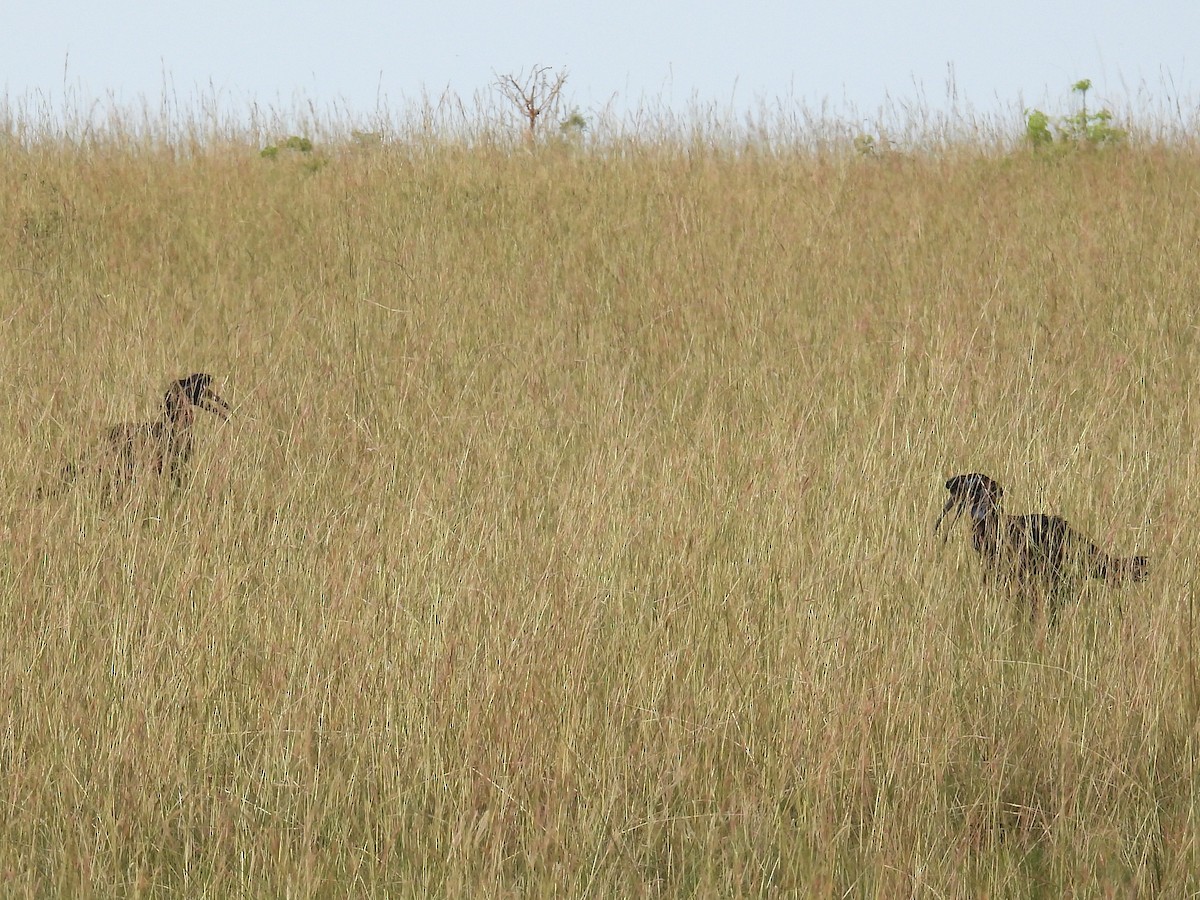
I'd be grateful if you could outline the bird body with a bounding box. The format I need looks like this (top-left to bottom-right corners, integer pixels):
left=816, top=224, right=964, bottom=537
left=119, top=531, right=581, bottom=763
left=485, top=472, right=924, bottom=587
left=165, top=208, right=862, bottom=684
left=42, top=373, right=230, bottom=498
left=936, top=473, right=1148, bottom=619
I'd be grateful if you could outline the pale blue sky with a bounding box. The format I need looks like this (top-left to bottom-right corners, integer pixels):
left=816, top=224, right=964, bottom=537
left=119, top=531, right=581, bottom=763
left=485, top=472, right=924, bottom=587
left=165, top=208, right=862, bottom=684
left=2, top=1, right=1196, bottom=132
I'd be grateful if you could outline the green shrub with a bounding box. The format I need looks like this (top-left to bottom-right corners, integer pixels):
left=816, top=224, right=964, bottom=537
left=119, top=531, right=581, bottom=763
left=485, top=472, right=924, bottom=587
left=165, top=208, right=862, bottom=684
left=1025, top=79, right=1126, bottom=150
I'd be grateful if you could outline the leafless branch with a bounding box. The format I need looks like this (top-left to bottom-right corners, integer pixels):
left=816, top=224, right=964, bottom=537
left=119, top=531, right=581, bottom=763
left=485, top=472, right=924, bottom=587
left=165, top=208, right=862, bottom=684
left=494, top=66, right=569, bottom=144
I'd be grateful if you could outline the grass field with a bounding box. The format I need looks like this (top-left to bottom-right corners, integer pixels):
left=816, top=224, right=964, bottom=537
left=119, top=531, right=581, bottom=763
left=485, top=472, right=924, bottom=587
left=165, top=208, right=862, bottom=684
left=1, top=108, right=1198, bottom=895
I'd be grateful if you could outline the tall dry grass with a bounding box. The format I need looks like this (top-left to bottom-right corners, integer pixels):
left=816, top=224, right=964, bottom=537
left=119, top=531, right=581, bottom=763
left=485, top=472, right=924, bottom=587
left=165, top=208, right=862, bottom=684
left=0, top=110, right=1197, bottom=895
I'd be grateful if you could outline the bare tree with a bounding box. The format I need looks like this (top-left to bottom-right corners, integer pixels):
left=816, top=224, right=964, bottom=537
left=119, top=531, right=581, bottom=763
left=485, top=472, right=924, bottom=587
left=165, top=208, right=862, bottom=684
left=494, top=66, right=569, bottom=144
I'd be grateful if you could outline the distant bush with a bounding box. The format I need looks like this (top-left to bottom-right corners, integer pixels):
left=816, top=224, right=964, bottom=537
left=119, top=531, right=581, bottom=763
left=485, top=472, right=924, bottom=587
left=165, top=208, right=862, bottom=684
left=1025, top=79, right=1126, bottom=150
left=261, top=135, right=315, bottom=158
left=259, top=135, right=327, bottom=172
left=350, top=130, right=383, bottom=149
left=559, top=108, right=587, bottom=142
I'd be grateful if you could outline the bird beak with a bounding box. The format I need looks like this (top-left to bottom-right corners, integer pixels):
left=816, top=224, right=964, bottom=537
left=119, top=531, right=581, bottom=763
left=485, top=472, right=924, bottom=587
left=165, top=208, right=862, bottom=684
left=934, top=494, right=962, bottom=540
left=200, top=387, right=231, bottom=420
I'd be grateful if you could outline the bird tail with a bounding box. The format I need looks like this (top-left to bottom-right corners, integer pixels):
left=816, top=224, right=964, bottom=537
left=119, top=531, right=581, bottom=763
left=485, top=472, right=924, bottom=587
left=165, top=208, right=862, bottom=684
left=34, top=462, right=79, bottom=500
left=1087, top=547, right=1149, bottom=584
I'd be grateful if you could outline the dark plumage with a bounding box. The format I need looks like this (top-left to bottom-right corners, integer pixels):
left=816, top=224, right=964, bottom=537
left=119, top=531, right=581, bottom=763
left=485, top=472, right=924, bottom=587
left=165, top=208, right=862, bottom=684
left=41, top=373, right=230, bottom=497
left=935, top=473, right=1148, bottom=620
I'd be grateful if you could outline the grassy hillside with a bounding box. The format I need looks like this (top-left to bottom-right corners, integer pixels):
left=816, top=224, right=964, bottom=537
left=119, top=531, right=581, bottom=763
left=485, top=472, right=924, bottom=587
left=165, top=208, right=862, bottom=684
left=0, top=122, right=1197, bottom=895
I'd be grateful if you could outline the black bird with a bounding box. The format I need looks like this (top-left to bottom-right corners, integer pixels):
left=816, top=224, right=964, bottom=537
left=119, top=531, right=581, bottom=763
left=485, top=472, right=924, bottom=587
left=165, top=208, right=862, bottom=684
left=935, top=473, right=1148, bottom=620
left=42, top=373, right=230, bottom=497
